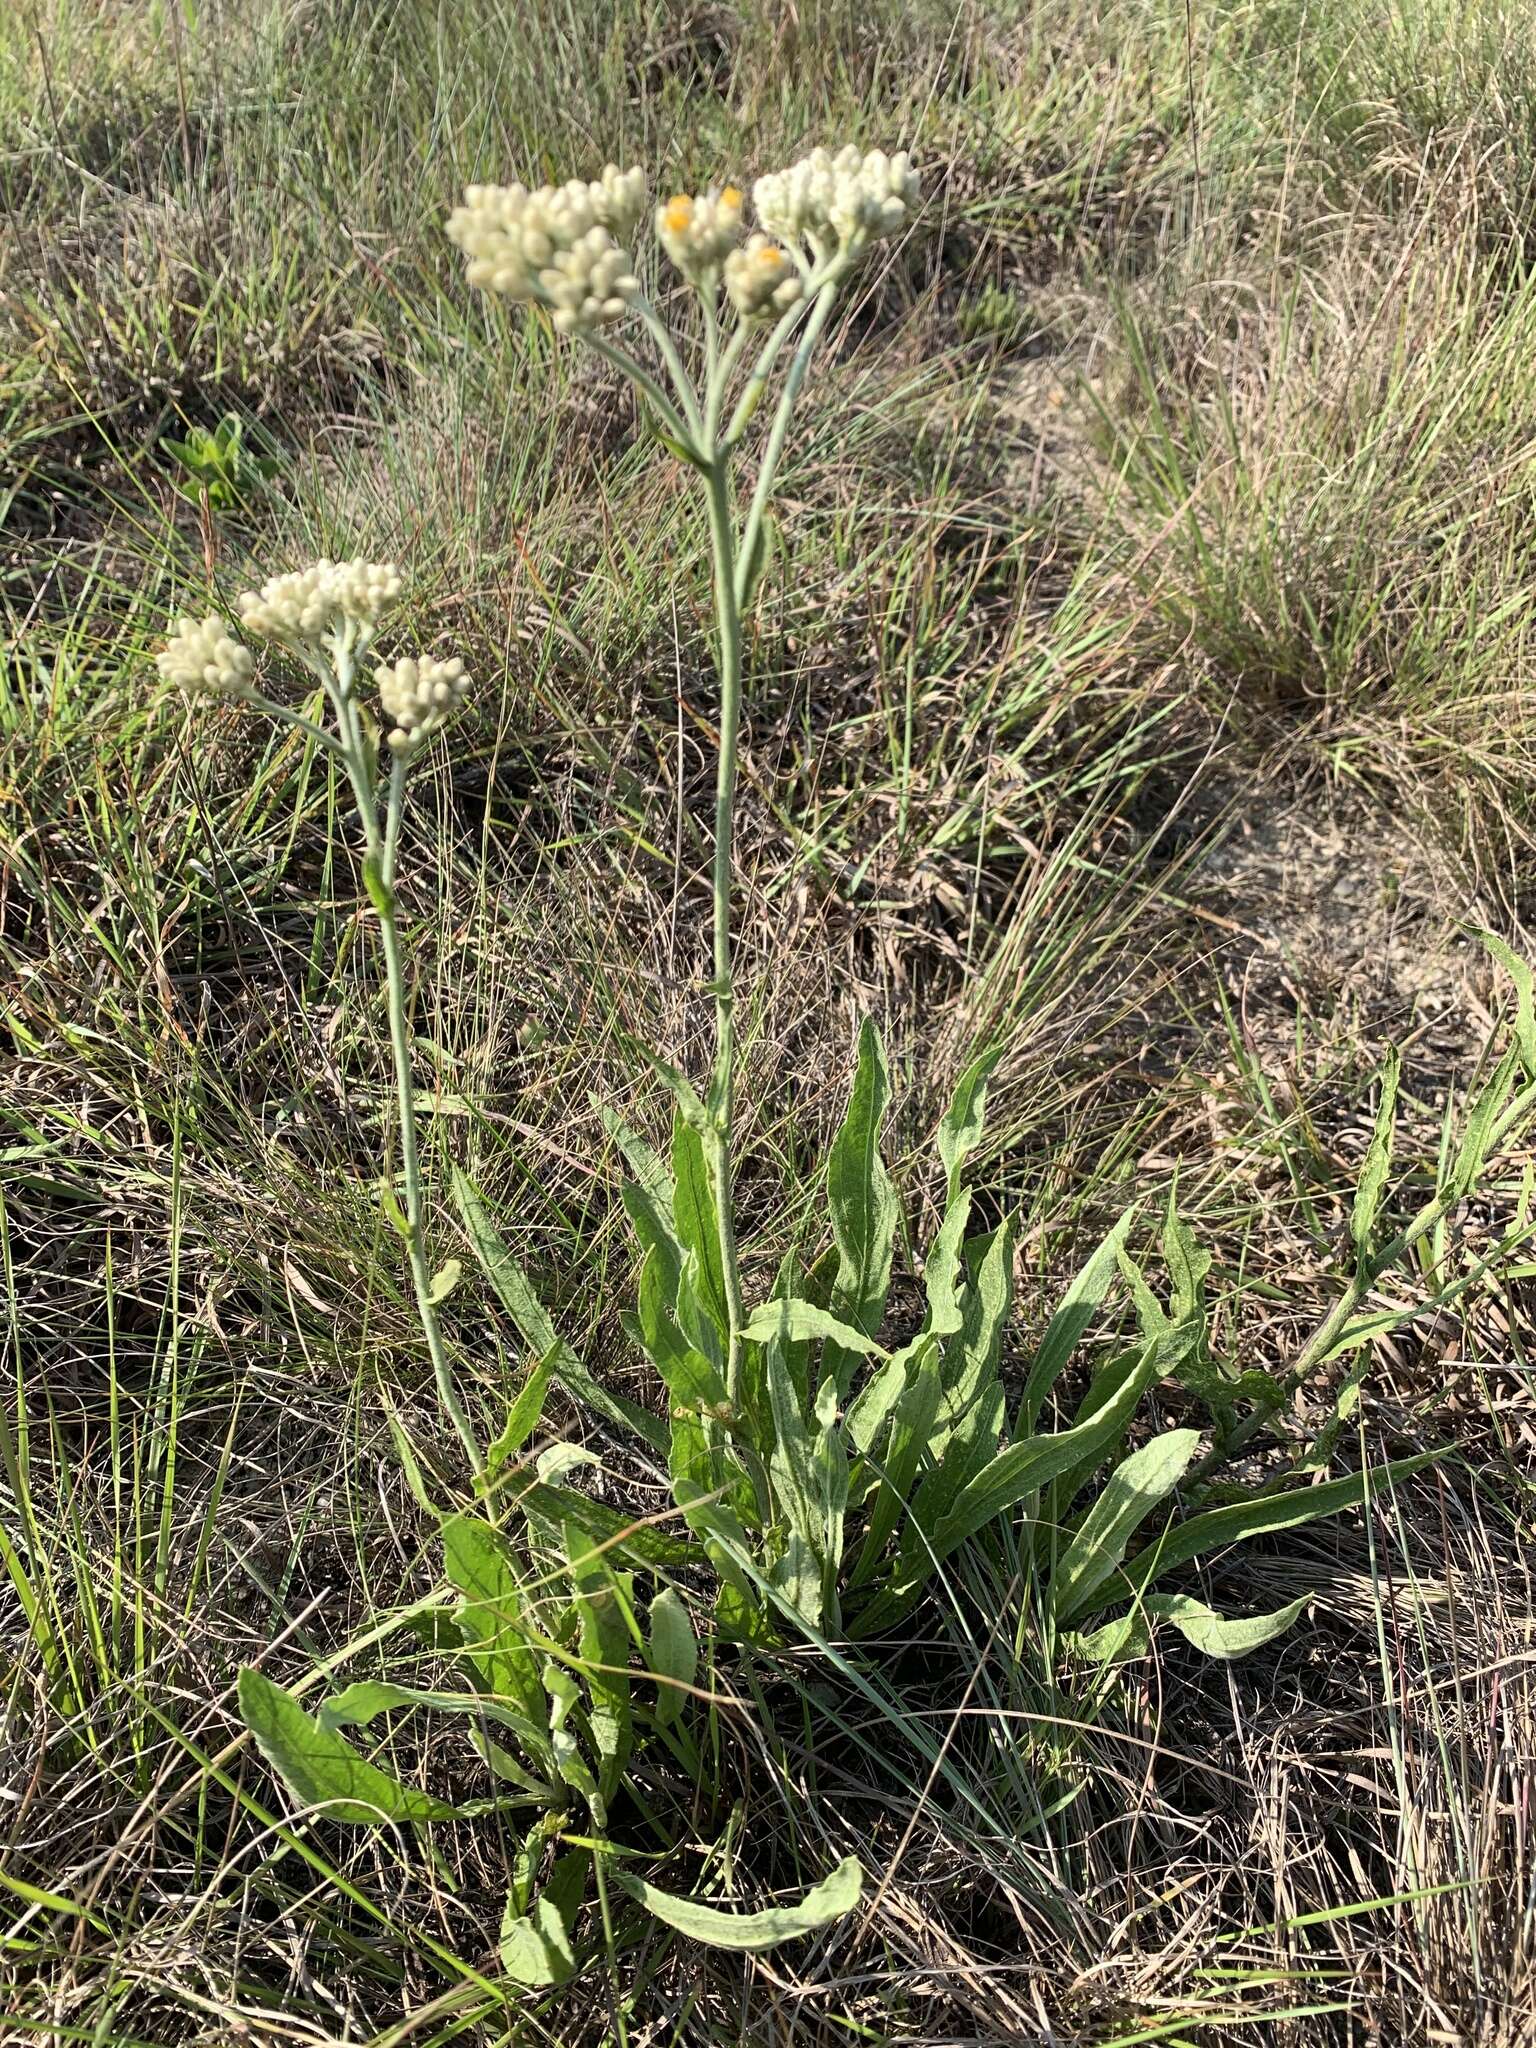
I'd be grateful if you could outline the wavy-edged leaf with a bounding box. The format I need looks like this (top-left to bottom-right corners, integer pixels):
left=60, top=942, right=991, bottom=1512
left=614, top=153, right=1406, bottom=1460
left=1147, top=1590, right=1308, bottom=1658
left=237, top=1667, right=461, bottom=1824
left=617, top=1855, right=863, bottom=1951
left=1477, top=929, right=1536, bottom=1073
left=1050, top=1429, right=1201, bottom=1623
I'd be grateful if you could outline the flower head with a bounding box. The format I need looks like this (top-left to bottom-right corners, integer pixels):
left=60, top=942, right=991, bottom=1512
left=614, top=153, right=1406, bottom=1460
left=374, top=654, right=471, bottom=756
left=753, top=145, right=919, bottom=261
left=724, top=233, right=803, bottom=321
left=540, top=227, right=640, bottom=334
left=156, top=614, right=255, bottom=697
left=446, top=172, right=643, bottom=321
left=587, top=163, right=648, bottom=239
left=237, top=559, right=404, bottom=645
left=655, top=186, right=743, bottom=281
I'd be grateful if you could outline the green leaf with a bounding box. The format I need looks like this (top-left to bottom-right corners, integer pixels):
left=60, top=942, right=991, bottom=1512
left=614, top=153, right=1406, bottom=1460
left=1050, top=1429, right=1201, bottom=1624
left=1446, top=1044, right=1519, bottom=1202
left=825, top=1019, right=898, bottom=1394
left=1146, top=1591, right=1308, bottom=1659
left=742, top=1297, right=888, bottom=1361
left=1351, top=1046, right=1401, bottom=1263
left=616, top=1856, right=863, bottom=1951
left=236, top=1667, right=461, bottom=1824
left=849, top=1338, right=940, bottom=1590
left=936, top=1046, right=1001, bottom=1203
left=563, top=1522, right=632, bottom=1808
left=647, top=1588, right=697, bottom=1729
left=510, top=1479, right=692, bottom=1571
left=599, top=1102, right=676, bottom=1210
left=500, top=1847, right=589, bottom=1986
left=441, top=1515, right=552, bottom=1762
left=764, top=1328, right=832, bottom=1628
left=1477, top=929, right=1536, bottom=1073
left=451, top=1168, right=666, bottom=1453
left=854, top=1338, right=1164, bottom=1638
left=671, top=1113, right=729, bottom=1341
left=1018, top=1208, right=1133, bottom=1427
left=427, top=1258, right=462, bottom=1304
left=485, top=1354, right=555, bottom=1476
left=1083, top=1451, right=1443, bottom=1618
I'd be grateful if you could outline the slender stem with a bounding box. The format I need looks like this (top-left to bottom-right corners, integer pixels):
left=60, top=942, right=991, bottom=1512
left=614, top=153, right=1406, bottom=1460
left=634, top=295, right=706, bottom=440
left=734, top=280, right=841, bottom=610
left=367, top=779, right=485, bottom=1483
left=702, top=452, right=748, bottom=1411
left=582, top=328, right=699, bottom=453
left=721, top=293, right=815, bottom=447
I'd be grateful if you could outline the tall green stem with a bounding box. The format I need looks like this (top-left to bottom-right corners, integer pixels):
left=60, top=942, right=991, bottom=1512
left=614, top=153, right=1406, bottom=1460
left=702, top=452, right=748, bottom=1410
left=330, top=688, right=485, bottom=1486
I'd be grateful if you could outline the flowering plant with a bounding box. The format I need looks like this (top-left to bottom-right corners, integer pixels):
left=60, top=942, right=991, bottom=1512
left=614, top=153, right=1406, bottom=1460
left=151, top=138, right=1536, bottom=1991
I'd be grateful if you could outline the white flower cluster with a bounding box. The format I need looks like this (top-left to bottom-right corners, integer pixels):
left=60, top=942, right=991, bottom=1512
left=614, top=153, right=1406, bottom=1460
left=655, top=187, right=743, bottom=280
left=724, top=233, right=804, bottom=320
left=237, top=559, right=404, bottom=644
left=156, top=614, right=255, bottom=697
left=445, top=171, right=645, bottom=329
left=541, top=230, right=641, bottom=334
left=374, top=654, right=471, bottom=755
left=754, top=145, right=919, bottom=257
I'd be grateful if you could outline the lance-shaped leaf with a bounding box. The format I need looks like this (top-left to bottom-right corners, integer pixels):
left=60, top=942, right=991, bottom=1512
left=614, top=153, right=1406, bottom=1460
left=647, top=1587, right=698, bottom=1729
left=1146, top=1590, right=1308, bottom=1658
left=1075, top=1451, right=1443, bottom=1620
left=1017, top=1208, right=1133, bottom=1428
left=1049, top=1428, right=1201, bottom=1624
left=825, top=1020, right=898, bottom=1394
left=672, top=1113, right=730, bottom=1343
left=617, top=1855, right=863, bottom=1951
left=1477, top=929, right=1536, bottom=1074
left=1351, top=1046, right=1401, bottom=1265
left=237, top=1667, right=462, bottom=1824
left=936, top=1045, right=1002, bottom=1204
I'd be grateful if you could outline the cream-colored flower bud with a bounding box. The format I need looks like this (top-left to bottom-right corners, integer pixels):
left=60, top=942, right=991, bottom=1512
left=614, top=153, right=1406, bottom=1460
left=539, top=227, right=639, bottom=334
left=237, top=559, right=404, bottom=644
left=754, top=143, right=920, bottom=259
left=724, top=234, right=803, bottom=320
left=374, top=654, right=471, bottom=755
left=588, top=163, right=647, bottom=238
left=156, top=614, right=255, bottom=697
left=655, top=186, right=744, bottom=280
